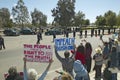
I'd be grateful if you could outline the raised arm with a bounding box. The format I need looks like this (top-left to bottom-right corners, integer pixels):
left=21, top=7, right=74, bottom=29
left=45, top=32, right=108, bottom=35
left=70, top=44, right=76, bottom=59
left=38, top=59, right=53, bottom=80
left=54, top=46, right=63, bottom=62
left=23, top=57, right=28, bottom=80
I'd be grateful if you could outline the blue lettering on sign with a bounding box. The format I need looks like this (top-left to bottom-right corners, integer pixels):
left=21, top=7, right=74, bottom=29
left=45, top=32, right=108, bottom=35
left=55, top=38, right=75, bottom=51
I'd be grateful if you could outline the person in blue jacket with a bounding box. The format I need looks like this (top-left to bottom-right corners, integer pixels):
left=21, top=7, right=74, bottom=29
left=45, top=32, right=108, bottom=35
left=73, top=60, right=90, bottom=80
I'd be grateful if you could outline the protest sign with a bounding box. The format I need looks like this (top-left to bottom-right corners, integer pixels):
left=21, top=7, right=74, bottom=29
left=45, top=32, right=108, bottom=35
left=55, top=38, right=75, bottom=51
left=24, top=44, right=53, bottom=62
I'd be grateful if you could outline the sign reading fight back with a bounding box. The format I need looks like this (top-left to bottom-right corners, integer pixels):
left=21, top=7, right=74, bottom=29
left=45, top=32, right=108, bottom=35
left=55, top=38, right=75, bottom=51
left=24, top=44, right=53, bottom=62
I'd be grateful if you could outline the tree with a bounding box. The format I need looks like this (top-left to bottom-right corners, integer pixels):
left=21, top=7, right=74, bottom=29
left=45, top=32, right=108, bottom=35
left=12, top=0, right=30, bottom=27
left=73, top=11, right=85, bottom=27
left=116, top=11, right=120, bottom=27
left=83, top=19, right=90, bottom=26
left=51, top=0, right=75, bottom=29
left=0, top=8, right=12, bottom=28
left=31, top=8, right=47, bottom=27
left=95, top=15, right=106, bottom=27
left=104, top=10, right=116, bottom=28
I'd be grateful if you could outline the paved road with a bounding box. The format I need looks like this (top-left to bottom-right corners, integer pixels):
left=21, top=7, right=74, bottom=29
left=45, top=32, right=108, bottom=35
left=0, top=32, right=119, bottom=80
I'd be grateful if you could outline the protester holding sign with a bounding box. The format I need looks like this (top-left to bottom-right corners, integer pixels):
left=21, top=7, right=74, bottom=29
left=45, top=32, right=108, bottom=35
left=54, top=46, right=75, bottom=78
left=23, top=57, right=53, bottom=80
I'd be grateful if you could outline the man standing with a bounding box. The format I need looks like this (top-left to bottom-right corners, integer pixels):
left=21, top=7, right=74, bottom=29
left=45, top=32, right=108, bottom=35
left=54, top=46, right=75, bottom=78
left=0, top=35, right=5, bottom=50
left=36, top=31, right=41, bottom=44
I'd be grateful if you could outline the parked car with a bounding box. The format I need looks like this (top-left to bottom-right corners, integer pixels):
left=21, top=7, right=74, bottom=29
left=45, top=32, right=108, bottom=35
left=20, top=28, right=36, bottom=35
left=3, top=29, right=20, bottom=36
left=45, top=29, right=63, bottom=35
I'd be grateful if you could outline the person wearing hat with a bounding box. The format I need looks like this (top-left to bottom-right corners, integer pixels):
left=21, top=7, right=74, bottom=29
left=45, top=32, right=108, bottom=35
left=93, top=47, right=103, bottom=80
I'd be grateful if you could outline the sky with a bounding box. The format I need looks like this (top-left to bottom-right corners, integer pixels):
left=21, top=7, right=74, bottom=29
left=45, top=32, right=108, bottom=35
left=0, top=0, right=120, bottom=23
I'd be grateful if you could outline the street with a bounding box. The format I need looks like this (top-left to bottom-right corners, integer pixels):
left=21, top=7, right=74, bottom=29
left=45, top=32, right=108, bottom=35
left=0, top=32, right=119, bottom=80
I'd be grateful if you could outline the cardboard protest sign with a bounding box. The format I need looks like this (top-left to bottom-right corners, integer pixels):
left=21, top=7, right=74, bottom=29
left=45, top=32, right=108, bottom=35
left=55, top=38, right=75, bottom=51
left=24, top=44, right=53, bottom=62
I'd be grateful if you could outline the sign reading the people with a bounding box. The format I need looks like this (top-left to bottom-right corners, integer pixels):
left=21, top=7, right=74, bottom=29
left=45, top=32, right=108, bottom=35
left=55, top=38, right=75, bottom=51
left=24, top=44, right=53, bottom=62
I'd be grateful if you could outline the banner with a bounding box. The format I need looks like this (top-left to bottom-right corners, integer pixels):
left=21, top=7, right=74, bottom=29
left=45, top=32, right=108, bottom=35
left=55, top=38, right=75, bottom=51
left=24, top=44, right=53, bottom=62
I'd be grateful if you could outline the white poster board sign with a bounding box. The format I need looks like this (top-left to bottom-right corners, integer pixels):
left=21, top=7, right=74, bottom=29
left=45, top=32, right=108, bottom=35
left=24, top=44, right=53, bottom=62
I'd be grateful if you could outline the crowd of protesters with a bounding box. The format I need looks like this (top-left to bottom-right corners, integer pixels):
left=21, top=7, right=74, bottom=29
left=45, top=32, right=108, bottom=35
left=3, top=27, right=120, bottom=80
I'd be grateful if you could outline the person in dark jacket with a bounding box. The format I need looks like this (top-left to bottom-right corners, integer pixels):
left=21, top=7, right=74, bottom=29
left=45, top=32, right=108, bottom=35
left=73, top=28, right=76, bottom=38
left=84, top=40, right=93, bottom=73
left=85, top=30, right=87, bottom=38
left=36, top=31, right=41, bottom=44
left=0, top=35, right=5, bottom=50
left=53, top=31, right=56, bottom=42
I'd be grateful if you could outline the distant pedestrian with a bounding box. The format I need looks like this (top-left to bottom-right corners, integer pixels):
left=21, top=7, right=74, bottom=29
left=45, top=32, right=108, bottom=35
left=53, top=31, right=56, bottom=42
left=102, top=28, right=104, bottom=35
left=66, top=30, right=69, bottom=38
left=85, top=30, right=87, bottom=38
left=95, top=30, right=97, bottom=37
left=91, top=28, right=94, bottom=37
left=98, top=29, right=101, bottom=36
left=73, top=28, right=76, bottom=38
left=36, top=31, right=41, bottom=44
left=100, top=34, right=103, bottom=40
left=0, top=35, right=5, bottom=50
left=80, top=30, right=83, bottom=38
